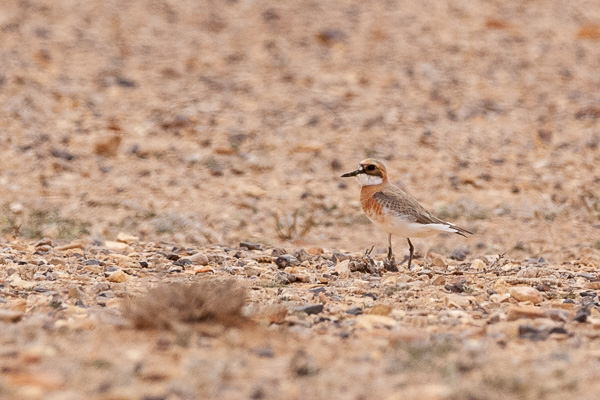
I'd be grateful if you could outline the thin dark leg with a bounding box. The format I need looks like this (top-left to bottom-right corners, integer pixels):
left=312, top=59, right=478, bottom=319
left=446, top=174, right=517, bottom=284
left=407, top=238, right=414, bottom=269
left=387, top=234, right=393, bottom=260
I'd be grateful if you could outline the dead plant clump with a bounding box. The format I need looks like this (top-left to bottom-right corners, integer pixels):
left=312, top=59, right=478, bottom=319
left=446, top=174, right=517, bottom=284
left=123, top=280, right=247, bottom=330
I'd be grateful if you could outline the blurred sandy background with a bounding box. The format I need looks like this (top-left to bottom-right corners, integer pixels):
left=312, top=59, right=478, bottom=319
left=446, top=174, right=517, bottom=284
left=1, top=0, right=600, bottom=260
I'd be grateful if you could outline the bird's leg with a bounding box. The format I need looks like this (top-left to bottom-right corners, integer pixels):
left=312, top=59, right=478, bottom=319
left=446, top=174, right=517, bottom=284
left=383, top=234, right=398, bottom=272
left=407, top=238, right=414, bottom=270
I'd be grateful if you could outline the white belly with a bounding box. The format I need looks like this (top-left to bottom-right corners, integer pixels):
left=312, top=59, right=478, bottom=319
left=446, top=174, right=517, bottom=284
left=367, top=213, right=456, bottom=238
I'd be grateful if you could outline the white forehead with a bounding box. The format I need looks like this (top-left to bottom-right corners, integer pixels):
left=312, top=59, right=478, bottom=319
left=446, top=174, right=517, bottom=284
left=356, top=174, right=383, bottom=186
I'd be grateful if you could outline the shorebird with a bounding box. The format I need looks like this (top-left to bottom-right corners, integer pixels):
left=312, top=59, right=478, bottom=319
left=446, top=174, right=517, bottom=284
left=341, top=159, right=471, bottom=269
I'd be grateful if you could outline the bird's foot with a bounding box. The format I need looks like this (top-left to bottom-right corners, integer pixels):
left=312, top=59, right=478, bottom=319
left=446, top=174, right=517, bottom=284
left=383, top=256, right=398, bottom=272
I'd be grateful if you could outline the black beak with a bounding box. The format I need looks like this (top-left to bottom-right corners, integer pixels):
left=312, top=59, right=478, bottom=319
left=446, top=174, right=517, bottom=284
left=341, top=169, right=361, bottom=178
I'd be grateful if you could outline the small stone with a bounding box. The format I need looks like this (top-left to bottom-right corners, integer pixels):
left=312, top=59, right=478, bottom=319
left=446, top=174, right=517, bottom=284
left=490, top=293, right=511, bottom=303
left=174, top=258, right=192, bottom=267
left=95, top=134, right=122, bottom=157
left=55, top=242, right=84, bottom=251
left=188, top=253, right=209, bottom=265
left=104, top=241, right=130, bottom=251
left=116, top=232, right=139, bottom=244
left=445, top=294, right=473, bottom=309
left=432, top=275, right=446, bottom=285
left=275, top=255, right=300, bottom=269
left=506, top=305, right=545, bottom=321
left=429, top=252, right=447, bottom=267
left=245, top=265, right=262, bottom=277
left=510, top=286, right=543, bottom=304
left=470, top=259, right=486, bottom=270
left=107, top=270, right=127, bottom=283
left=586, top=282, right=600, bottom=290
left=166, top=253, right=180, bottom=261
left=271, top=248, right=287, bottom=257
left=9, top=276, right=36, bottom=290
left=240, top=241, right=262, bottom=250
left=346, top=307, right=363, bottom=315
left=35, top=239, right=53, bottom=247
left=335, top=260, right=351, bottom=277
left=0, top=309, right=24, bottom=323
left=295, top=304, right=324, bottom=315
left=307, top=247, right=324, bottom=255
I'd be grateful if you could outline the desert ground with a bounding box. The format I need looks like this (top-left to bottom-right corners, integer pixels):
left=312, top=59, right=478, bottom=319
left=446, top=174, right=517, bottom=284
left=1, top=0, right=600, bottom=399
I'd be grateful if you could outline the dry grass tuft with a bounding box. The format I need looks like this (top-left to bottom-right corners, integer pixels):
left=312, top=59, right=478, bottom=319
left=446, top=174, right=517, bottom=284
left=123, top=280, right=246, bottom=330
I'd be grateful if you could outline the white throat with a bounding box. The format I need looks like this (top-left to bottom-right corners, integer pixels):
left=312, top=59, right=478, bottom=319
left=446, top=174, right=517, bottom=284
left=356, top=174, right=383, bottom=186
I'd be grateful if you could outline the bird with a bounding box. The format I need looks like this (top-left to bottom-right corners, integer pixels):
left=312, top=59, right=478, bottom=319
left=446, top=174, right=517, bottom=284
left=341, top=158, right=471, bottom=269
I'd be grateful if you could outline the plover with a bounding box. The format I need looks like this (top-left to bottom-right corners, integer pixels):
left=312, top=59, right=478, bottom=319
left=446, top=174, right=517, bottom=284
left=341, top=158, right=471, bottom=269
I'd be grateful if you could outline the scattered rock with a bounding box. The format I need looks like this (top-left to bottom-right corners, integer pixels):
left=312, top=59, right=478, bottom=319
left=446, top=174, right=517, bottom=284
left=507, top=305, right=546, bottom=321
left=94, top=134, right=122, bottom=157
left=189, top=253, right=209, bottom=265
left=335, top=260, right=351, bottom=277
left=346, top=307, right=363, bottom=316
left=490, top=293, right=511, bottom=303
left=240, top=241, right=262, bottom=250
left=470, top=259, right=486, bottom=270
left=275, top=255, right=300, bottom=269
left=108, top=270, right=127, bottom=283
left=116, top=232, right=139, bottom=244
left=510, top=286, right=543, bottom=304
left=104, top=241, right=130, bottom=251
left=429, top=252, right=447, bottom=267
left=55, top=242, right=84, bottom=251
left=295, top=304, right=324, bottom=315
left=307, top=247, right=324, bottom=255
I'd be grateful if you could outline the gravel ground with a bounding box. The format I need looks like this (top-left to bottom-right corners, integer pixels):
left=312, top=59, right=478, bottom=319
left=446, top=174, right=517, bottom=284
left=1, top=0, right=600, bottom=399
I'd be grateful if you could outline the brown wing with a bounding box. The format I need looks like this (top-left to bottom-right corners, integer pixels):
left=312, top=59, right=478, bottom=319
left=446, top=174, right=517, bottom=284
left=372, top=188, right=472, bottom=237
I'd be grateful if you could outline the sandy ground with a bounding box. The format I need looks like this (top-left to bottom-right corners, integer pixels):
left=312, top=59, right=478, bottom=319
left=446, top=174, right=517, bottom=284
left=1, top=0, right=600, bottom=399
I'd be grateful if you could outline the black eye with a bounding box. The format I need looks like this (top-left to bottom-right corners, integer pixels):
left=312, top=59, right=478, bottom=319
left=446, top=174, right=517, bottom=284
left=366, top=165, right=376, bottom=171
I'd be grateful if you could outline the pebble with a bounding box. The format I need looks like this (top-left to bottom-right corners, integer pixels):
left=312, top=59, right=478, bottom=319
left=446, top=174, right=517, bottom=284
left=107, top=270, right=127, bottom=283
left=295, top=304, right=324, bottom=315
left=116, top=232, right=139, bottom=244
left=174, top=258, right=192, bottom=267
left=510, top=286, right=543, bottom=304
left=335, top=260, right=351, bottom=278
left=428, top=253, right=447, bottom=267
left=432, top=275, right=446, bottom=285
left=307, top=247, right=324, bottom=255
left=55, top=242, right=84, bottom=251
left=240, top=241, right=262, bottom=250
left=104, top=241, right=130, bottom=251
left=490, top=293, right=511, bottom=303
left=506, top=305, right=546, bottom=321
left=188, top=253, right=209, bottom=265
left=275, top=255, right=300, bottom=269
left=346, top=307, right=363, bottom=315
left=9, top=276, right=36, bottom=290
left=445, top=294, right=473, bottom=309
left=470, top=259, right=486, bottom=270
